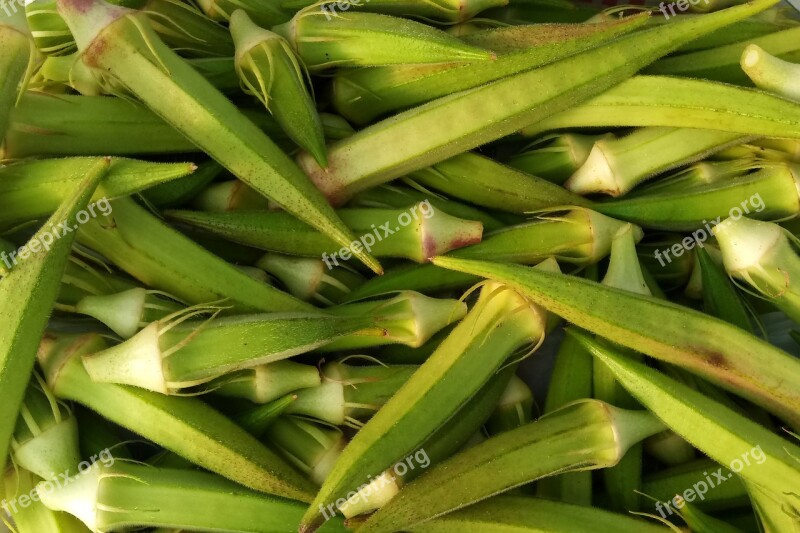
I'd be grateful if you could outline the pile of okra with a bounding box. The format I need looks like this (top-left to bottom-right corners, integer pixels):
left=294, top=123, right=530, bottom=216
left=1, top=0, right=799, bottom=530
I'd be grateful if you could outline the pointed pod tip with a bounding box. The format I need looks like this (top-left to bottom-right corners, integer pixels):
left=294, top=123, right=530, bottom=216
left=298, top=521, right=320, bottom=533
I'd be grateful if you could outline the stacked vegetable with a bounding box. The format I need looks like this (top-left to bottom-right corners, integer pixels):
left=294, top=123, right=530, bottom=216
left=1, top=0, right=799, bottom=531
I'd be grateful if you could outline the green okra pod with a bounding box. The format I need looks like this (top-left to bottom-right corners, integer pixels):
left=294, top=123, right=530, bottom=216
left=593, top=162, right=799, bottom=230
left=0, top=9, right=35, bottom=142
left=196, top=0, right=292, bottom=27
left=76, top=197, right=314, bottom=313
left=357, top=400, right=666, bottom=533
left=2, top=467, right=90, bottom=533
left=331, top=16, right=649, bottom=125
left=323, top=291, right=467, bottom=350
left=69, top=287, right=184, bottom=338
left=347, top=184, right=506, bottom=232
left=266, top=416, right=346, bottom=485
left=39, top=332, right=317, bottom=502
left=630, top=159, right=754, bottom=197
left=210, top=360, right=321, bottom=405
left=506, top=133, right=611, bottom=185
left=484, top=375, right=534, bottom=435
left=300, top=1, right=778, bottom=205
left=287, top=361, right=418, bottom=426
left=407, top=496, right=672, bottom=533
left=37, top=462, right=347, bottom=532
left=344, top=208, right=637, bottom=301
left=300, top=278, right=552, bottom=530
left=409, top=152, right=589, bottom=214
left=11, top=375, right=81, bottom=482
left=2, top=92, right=200, bottom=158
left=81, top=310, right=381, bottom=393
left=274, top=9, right=493, bottom=71
left=257, top=253, right=366, bottom=307
left=642, top=459, right=748, bottom=511
left=167, top=202, right=484, bottom=264
left=0, top=157, right=196, bottom=228
left=564, top=127, right=752, bottom=197
left=231, top=10, right=327, bottom=167
left=696, top=246, right=753, bottom=332
left=573, top=331, right=800, bottom=513
left=57, top=0, right=381, bottom=273
left=519, top=75, right=800, bottom=138
left=646, top=25, right=800, bottom=84
left=714, top=216, right=800, bottom=324
left=431, top=256, right=800, bottom=427
left=741, top=44, right=800, bottom=102
left=0, top=158, right=107, bottom=475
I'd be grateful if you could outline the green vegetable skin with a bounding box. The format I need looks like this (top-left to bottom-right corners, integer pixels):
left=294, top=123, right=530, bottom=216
left=2, top=1, right=798, bottom=533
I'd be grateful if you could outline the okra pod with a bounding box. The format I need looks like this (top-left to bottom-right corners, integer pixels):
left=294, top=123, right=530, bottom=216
left=287, top=361, right=418, bottom=426
left=409, top=152, right=589, bottom=214
left=57, top=0, right=381, bottom=273
left=273, top=10, right=493, bottom=70
left=344, top=208, right=636, bottom=300
left=646, top=25, right=800, bottom=84
left=210, top=360, right=321, bottom=404
left=231, top=10, right=327, bottom=167
left=0, top=157, right=196, bottom=227
left=38, top=462, right=346, bottom=532
left=357, top=400, right=665, bottom=533
left=81, top=310, right=381, bottom=393
left=431, top=256, right=800, bottom=427
left=76, top=197, right=314, bottom=313
left=300, top=1, right=778, bottom=205
left=714, top=216, right=800, bottom=323
left=520, top=75, right=800, bottom=138
left=257, top=253, right=366, bottom=306
left=167, top=203, right=484, bottom=263
left=0, top=9, right=35, bottom=142
left=0, top=159, right=106, bottom=474
left=574, top=331, right=800, bottom=509
left=593, top=162, right=799, bottom=230
left=741, top=44, right=800, bottom=102
left=323, top=291, right=467, bottom=350
left=565, top=127, right=752, bottom=197
left=39, top=332, right=317, bottom=501
left=407, top=496, right=672, bottom=533
left=301, top=279, right=551, bottom=530
left=331, top=16, right=649, bottom=125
